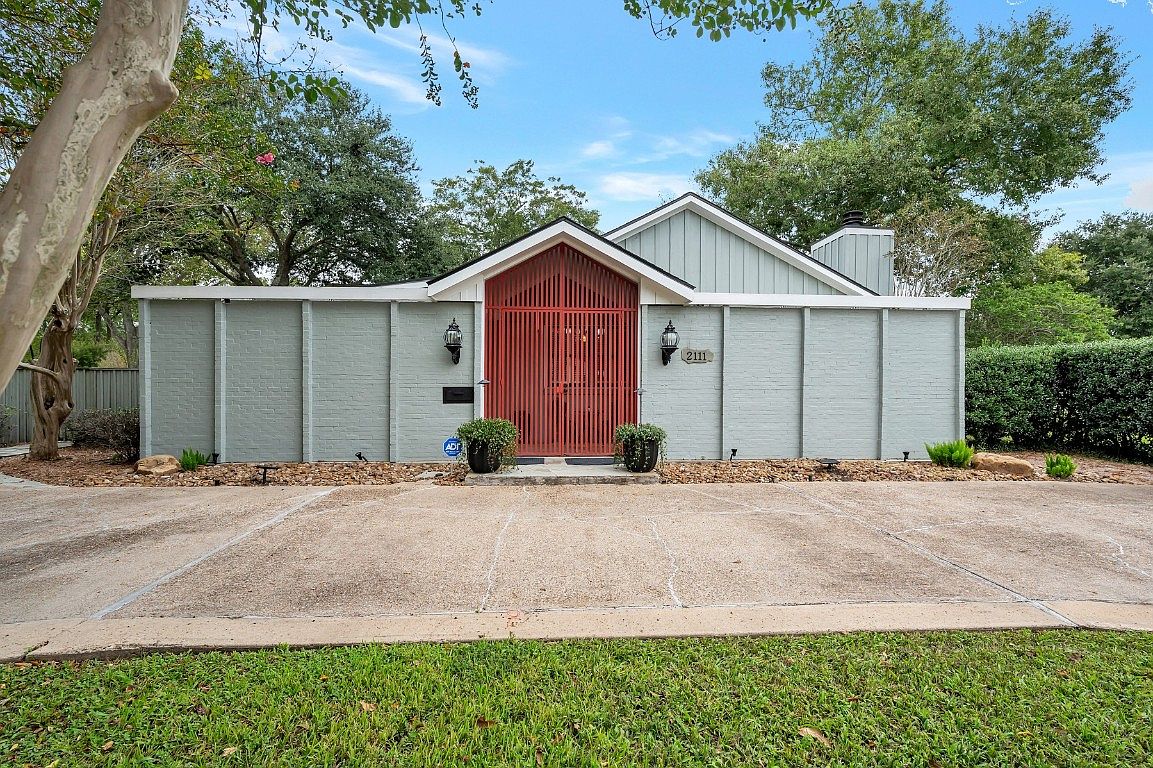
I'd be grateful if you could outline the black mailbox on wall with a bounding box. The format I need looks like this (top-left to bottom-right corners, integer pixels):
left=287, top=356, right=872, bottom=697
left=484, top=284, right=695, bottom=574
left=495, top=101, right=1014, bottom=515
left=442, top=386, right=475, bottom=404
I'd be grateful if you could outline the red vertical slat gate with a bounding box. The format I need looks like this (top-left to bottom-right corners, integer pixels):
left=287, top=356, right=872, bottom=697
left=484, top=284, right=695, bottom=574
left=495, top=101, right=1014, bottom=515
left=485, top=244, right=638, bottom=456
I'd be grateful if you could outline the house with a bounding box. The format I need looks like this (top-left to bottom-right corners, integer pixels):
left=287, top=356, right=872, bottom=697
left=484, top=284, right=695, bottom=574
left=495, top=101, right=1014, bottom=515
left=132, top=194, right=968, bottom=462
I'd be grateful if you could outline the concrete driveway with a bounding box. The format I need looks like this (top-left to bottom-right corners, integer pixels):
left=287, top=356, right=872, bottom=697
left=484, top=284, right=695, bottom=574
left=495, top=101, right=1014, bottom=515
left=2, top=481, right=1151, bottom=658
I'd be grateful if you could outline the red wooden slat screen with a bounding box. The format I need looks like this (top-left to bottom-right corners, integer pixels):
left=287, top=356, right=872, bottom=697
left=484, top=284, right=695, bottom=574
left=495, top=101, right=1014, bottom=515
left=485, top=243, right=638, bottom=456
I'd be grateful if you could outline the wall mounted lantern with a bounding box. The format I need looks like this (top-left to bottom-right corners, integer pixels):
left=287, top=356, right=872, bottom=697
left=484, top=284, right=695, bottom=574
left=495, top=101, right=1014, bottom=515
left=444, top=318, right=462, bottom=364
left=660, top=320, right=679, bottom=366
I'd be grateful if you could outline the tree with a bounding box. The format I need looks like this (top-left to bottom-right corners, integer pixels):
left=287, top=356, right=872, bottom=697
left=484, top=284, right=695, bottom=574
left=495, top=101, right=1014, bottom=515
left=1055, top=212, right=1153, bottom=338
left=14, top=27, right=272, bottom=459
left=967, top=247, right=1115, bottom=347
left=697, top=0, right=1131, bottom=290
left=428, top=160, right=600, bottom=265
left=162, top=85, right=436, bottom=286
left=0, top=0, right=832, bottom=393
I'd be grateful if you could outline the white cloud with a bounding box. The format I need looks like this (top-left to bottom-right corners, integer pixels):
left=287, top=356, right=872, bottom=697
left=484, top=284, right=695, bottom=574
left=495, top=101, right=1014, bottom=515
left=580, top=140, right=618, bottom=159
left=598, top=172, right=697, bottom=202
left=647, top=130, right=736, bottom=160
left=338, top=64, right=430, bottom=105
left=1125, top=177, right=1153, bottom=210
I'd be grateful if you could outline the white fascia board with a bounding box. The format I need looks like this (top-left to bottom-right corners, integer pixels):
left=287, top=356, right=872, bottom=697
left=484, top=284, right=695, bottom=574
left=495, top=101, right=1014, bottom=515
left=426, top=220, right=696, bottom=301
left=810, top=226, right=895, bottom=252
left=605, top=194, right=872, bottom=297
left=130, top=283, right=431, bottom=301
left=690, top=293, right=970, bottom=310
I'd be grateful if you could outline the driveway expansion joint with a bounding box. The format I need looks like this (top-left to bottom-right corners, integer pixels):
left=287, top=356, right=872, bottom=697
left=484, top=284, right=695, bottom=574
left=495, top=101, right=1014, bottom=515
left=90, top=488, right=338, bottom=619
left=777, top=484, right=1078, bottom=627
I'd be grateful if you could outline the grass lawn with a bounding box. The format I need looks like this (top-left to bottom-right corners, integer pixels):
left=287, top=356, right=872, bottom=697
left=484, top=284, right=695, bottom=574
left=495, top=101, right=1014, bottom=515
left=2, top=630, right=1151, bottom=766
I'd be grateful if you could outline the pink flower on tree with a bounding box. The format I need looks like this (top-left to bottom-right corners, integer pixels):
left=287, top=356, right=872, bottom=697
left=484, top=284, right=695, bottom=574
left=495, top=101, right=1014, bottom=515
left=256, top=152, right=276, bottom=166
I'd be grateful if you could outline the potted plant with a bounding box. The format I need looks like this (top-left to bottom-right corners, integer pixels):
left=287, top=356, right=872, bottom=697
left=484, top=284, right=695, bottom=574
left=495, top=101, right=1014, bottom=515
left=456, top=418, right=518, bottom=474
left=614, top=423, right=667, bottom=473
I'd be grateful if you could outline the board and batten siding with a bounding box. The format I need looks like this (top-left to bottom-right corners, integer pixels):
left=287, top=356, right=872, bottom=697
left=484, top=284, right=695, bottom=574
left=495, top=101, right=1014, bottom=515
left=641, top=305, right=962, bottom=460
left=140, top=299, right=476, bottom=463
left=810, top=229, right=895, bottom=296
left=616, top=210, right=843, bottom=295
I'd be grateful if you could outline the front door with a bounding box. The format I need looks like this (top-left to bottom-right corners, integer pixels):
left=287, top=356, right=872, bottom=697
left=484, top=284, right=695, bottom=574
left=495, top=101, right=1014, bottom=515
left=484, top=244, right=638, bottom=456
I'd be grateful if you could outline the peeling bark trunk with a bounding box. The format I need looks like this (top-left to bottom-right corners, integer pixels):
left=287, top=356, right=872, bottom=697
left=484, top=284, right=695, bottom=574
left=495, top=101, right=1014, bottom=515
left=0, top=0, right=188, bottom=392
left=28, top=319, right=75, bottom=460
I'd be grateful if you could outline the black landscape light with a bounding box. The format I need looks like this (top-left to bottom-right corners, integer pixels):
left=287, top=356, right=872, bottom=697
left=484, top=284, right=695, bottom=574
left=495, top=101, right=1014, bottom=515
left=444, top=318, right=462, bottom=364
left=660, top=321, right=679, bottom=366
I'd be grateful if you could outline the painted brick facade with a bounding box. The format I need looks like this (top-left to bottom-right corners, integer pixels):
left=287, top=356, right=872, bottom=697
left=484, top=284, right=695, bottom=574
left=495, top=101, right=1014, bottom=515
left=147, top=300, right=215, bottom=457
left=311, top=301, right=390, bottom=461
left=883, top=310, right=961, bottom=458
left=804, top=309, right=882, bottom=458
left=641, top=306, right=723, bottom=459
left=393, top=302, right=475, bottom=461
left=725, top=308, right=804, bottom=457
left=224, top=302, right=303, bottom=462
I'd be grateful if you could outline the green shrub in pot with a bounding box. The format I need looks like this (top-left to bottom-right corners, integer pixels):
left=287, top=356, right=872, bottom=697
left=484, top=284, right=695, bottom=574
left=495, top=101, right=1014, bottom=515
left=456, top=418, right=518, bottom=473
left=613, top=423, right=667, bottom=472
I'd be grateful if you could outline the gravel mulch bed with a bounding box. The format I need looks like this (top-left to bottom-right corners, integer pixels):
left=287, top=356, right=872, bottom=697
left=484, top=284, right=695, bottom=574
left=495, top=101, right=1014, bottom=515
left=659, top=453, right=1153, bottom=484
left=0, top=448, right=466, bottom=487
left=3, top=448, right=1148, bottom=487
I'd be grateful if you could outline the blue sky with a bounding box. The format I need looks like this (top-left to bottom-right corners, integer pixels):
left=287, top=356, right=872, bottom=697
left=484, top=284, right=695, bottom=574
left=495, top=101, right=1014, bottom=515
left=250, top=0, right=1153, bottom=238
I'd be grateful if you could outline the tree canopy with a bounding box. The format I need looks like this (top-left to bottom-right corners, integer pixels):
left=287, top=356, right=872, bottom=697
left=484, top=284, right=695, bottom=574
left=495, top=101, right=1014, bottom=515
left=428, top=160, right=600, bottom=267
left=967, top=246, right=1115, bottom=347
left=696, top=0, right=1132, bottom=294
left=1055, top=212, right=1153, bottom=339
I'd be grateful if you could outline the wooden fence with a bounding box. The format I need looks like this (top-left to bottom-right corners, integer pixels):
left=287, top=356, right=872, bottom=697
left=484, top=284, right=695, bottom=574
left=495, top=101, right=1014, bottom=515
left=0, top=368, right=138, bottom=445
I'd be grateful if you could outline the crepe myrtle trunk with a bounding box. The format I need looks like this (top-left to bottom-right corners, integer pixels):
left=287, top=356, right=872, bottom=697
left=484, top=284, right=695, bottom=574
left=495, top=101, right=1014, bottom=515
left=27, top=318, right=76, bottom=461
left=0, top=0, right=187, bottom=392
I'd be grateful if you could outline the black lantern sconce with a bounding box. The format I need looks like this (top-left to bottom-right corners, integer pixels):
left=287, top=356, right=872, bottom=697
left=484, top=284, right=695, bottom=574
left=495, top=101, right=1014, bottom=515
left=660, top=320, right=679, bottom=366
left=443, top=318, right=462, bottom=365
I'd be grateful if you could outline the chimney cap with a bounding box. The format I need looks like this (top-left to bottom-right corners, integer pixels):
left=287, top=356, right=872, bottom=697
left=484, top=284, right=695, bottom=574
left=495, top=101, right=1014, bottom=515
left=842, top=210, right=866, bottom=227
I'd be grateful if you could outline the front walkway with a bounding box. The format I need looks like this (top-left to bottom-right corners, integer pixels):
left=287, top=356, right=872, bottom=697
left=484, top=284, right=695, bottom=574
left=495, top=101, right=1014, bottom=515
left=2, top=481, right=1150, bottom=659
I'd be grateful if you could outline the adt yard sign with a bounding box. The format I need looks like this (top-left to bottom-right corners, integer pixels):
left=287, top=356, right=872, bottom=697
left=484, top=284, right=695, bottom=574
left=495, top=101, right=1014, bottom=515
left=442, top=437, right=462, bottom=458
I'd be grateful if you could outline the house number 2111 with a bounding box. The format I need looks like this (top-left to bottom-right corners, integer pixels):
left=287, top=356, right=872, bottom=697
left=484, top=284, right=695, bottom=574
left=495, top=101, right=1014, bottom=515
left=680, top=348, right=714, bottom=364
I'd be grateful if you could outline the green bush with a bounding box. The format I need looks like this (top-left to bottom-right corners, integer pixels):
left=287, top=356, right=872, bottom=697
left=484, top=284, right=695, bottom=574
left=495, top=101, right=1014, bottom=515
left=967, top=339, right=1153, bottom=460
left=179, top=448, right=211, bottom=472
left=63, top=408, right=140, bottom=461
left=613, top=423, right=668, bottom=465
left=926, top=439, right=975, bottom=468
left=1045, top=453, right=1077, bottom=478
left=455, top=418, right=518, bottom=462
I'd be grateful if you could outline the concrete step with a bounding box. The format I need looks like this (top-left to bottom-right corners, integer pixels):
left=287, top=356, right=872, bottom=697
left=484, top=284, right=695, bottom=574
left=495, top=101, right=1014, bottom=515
left=465, top=463, right=659, bottom=486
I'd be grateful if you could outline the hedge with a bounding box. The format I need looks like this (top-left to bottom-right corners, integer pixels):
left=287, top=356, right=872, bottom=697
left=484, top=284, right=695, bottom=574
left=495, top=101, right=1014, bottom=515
left=966, top=339, right=1153, bottom=460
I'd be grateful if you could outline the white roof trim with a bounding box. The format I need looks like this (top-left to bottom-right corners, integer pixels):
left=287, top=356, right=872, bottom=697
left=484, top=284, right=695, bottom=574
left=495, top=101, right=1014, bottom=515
left=691, top=293, right=969, bottom=310
left=131, top=283, right=431, bottom=301
left=425, top=219, right=696, bottom=302
left=810, top=225, right=894, bottom=252
left=605, top=194, right=872, bottom=297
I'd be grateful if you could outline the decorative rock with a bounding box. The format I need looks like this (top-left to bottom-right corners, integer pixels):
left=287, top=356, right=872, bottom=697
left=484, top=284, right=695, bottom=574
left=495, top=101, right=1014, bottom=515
left=135, top=454, right=181, bottom=476
left=971, top=452, right=1035, bottom=477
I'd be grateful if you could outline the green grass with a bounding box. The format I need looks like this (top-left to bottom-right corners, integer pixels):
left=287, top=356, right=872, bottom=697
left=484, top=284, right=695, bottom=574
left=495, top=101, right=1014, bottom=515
left=2, top=631, right=1151, bottom=766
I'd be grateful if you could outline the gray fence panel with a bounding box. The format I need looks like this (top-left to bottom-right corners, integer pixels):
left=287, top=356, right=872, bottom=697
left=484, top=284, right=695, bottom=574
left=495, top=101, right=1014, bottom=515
left=0, top=369, right=138, bottom=445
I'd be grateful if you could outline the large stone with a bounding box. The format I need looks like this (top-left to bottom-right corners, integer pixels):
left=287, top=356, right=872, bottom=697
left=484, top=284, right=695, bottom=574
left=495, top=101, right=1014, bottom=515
left=135, top=454, right=181, bottom=476
left=972, top=452, right=1035, bottom=477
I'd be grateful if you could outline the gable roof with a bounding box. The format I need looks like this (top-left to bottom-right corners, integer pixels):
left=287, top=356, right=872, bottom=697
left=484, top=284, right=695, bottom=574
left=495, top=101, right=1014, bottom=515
left=605, top=193, right=875, bottom=297
left=426, top=216, right=696, bottom=302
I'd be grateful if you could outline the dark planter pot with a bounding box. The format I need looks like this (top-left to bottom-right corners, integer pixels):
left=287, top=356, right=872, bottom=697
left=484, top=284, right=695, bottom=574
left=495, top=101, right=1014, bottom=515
left=466, top=441, right=503, bottom=474
left=622, top=439, right=660, bottom=473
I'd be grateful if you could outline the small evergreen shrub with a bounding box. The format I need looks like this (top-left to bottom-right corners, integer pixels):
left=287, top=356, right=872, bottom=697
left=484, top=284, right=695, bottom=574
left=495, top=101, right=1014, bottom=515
left=64, top=408, right=140, bottom=461
left=926, top=439, right=975, bottom=468
left=1045, top=453, right=1077, bottom=479
left=456, top=418, right=518, bottom=462
left=613, top=423, right=668, bottom=466
left=179, top=448, right=211, bottom=472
